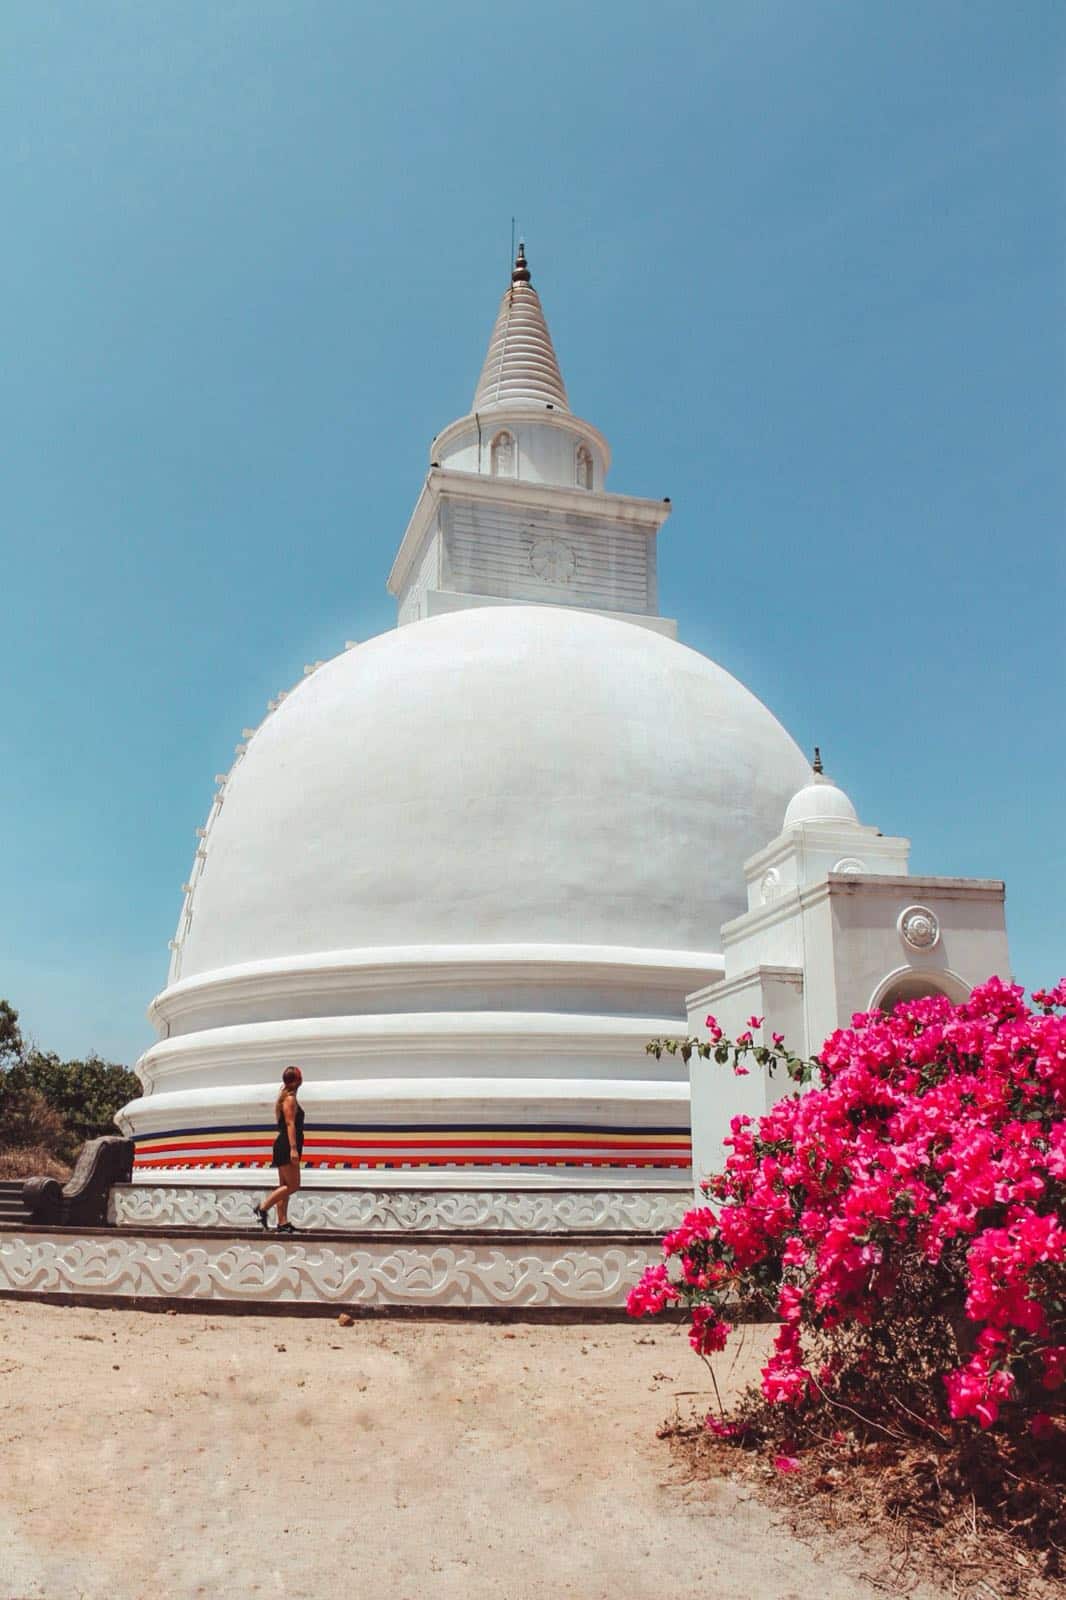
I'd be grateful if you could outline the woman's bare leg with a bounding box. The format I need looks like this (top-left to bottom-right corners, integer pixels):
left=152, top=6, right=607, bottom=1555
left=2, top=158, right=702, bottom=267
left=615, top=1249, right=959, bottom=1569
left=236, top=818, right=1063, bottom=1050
left=276, top=1162, right=300, bottom=1225
left=259, top=1180, right=288, bottom=1214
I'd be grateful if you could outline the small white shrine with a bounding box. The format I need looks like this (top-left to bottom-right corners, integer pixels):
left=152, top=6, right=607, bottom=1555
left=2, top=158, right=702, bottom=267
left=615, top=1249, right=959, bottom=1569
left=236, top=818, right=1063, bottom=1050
left=685, top=753, right=1010, bottom=1190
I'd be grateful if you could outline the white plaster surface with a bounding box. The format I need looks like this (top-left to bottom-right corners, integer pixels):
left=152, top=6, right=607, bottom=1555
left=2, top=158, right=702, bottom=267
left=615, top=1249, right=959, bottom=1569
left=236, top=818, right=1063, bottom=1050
left=687, top=875, right=1010, bottom=1192
left=110, top=1184, right=687, bottom=1234
left=0, top=1230, right=656, bottom=1309
left=171, top=606, right=808, bottom=980
left=472, top=273, right=569, bottom=413
left=129, top=604, right=806, bottom=1168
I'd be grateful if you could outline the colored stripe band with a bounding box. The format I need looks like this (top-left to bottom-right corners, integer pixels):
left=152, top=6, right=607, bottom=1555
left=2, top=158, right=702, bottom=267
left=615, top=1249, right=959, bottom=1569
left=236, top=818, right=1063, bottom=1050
left=131, top=1121, right=691, bottom=1171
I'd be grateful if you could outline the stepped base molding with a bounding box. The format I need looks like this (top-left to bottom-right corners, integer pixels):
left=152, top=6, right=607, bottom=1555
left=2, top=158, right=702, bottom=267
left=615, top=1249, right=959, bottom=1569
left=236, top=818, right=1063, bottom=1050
left=111, top=1183, right=686, bottom=1234
left=0, top=1227, right=662, bottom=1312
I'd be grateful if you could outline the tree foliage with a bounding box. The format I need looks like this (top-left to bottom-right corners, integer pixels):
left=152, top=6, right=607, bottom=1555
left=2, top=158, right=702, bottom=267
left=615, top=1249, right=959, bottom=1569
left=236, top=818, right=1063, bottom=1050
left=0, top=1000, right=22, bottom=1067
left=0, top=1001, right=139, bottom=1164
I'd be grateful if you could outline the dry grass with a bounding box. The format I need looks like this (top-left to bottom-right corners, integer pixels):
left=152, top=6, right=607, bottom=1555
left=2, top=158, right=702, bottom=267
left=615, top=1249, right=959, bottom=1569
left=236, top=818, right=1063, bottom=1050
left=0, top=1144, right=71, bottom=1180
left=659, top=1402, right=1063, bottom=1600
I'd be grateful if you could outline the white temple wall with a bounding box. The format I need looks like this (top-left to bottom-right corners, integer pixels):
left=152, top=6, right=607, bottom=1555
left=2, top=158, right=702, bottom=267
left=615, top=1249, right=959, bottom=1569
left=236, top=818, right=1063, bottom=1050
left=134, top=1016, right=694, bottom=1100
left=396, top=520, right=441, bottom=624
left=685, top=967, right=805, bottom=1193
left=441, top=499, right=655, bottom=616
left=719, top=897, right=805, bottom=972
left=686, top=874, right=1011, bottom=1194
left=154, top=948, right=712, bottom=1037
left=436, top=417, right=607, bottom=489
left=828, top=877, right=1011, bottom=1016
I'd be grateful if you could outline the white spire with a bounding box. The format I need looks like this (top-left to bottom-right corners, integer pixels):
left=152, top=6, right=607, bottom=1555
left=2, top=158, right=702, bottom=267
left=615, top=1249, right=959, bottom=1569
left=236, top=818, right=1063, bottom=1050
left=472, top=243, right=569, bottom=412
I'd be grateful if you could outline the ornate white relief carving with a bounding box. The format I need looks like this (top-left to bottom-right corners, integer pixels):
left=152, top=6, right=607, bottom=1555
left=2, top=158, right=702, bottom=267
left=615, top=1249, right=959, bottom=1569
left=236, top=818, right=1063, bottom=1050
left=0, top=1233, right=657, bottom=1309
left=832, top=857, right=866, bottom=874
left=529, top=536, right=576, bottom=584
left=898, top=905, right=940, bottom=951
left=110, top=1185, right=686, bottom=1236
left=760, top=868, right=781, bottom=905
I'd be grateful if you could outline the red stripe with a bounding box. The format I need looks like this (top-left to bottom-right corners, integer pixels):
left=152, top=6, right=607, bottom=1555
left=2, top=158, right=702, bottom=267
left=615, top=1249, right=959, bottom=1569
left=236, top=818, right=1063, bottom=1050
left=137, top=1134, right=691, bottom=1155
left=305, top=1136, right=691, bottom=1151
left=139, top=1137, right=275, bottom=1155
left=132, top=1153, right=691, bottom=1170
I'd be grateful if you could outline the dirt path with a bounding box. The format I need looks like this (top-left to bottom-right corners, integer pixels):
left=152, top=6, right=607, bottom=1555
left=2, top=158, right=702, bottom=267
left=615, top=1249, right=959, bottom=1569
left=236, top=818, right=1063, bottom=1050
left=0, top=1300, right=949, bottom=1600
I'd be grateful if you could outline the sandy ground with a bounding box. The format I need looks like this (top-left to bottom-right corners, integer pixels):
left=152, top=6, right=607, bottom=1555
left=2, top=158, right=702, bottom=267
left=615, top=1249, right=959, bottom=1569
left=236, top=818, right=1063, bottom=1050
left=0, top=1299, right=951, bottom=1600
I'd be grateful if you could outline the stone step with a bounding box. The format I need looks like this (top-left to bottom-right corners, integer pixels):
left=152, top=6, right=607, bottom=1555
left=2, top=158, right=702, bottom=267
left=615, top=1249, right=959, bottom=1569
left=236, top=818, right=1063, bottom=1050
left=109, top=1182, right=686, bottom=1236
left=0, top=1181, right=31, bottom=1223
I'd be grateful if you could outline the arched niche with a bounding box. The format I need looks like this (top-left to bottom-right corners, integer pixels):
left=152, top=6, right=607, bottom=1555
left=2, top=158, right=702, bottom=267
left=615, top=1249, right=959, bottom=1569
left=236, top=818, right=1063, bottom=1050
left=490, top=430, right=515, bottom=478
left=870, top=965, right=971, bottom=1014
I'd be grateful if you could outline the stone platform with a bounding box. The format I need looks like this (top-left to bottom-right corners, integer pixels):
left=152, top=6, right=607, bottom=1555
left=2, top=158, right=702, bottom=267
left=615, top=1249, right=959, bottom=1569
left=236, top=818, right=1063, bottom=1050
left=0, top=1181, right=685, bottom=1316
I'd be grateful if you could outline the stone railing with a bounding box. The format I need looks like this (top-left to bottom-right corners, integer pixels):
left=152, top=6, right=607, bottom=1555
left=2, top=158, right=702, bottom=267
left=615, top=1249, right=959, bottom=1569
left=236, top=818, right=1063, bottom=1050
left=23, top=1136, right=134, bottom=1228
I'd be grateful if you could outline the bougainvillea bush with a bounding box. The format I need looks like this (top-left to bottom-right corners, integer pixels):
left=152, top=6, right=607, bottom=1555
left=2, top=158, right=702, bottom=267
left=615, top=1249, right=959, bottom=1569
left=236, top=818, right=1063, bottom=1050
left=630, top=978, right=1065, bottom=1537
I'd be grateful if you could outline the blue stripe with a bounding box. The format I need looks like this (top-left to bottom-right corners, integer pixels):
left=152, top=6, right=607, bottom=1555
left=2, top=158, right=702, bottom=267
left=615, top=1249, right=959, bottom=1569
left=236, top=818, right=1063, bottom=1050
left=136, top=1120, right=690, bottom=1141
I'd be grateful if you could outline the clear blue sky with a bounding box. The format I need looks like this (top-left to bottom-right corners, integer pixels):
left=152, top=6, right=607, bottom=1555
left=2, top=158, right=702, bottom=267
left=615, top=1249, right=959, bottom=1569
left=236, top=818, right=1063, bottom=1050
left=2, top=2, right=1063, bottom=1064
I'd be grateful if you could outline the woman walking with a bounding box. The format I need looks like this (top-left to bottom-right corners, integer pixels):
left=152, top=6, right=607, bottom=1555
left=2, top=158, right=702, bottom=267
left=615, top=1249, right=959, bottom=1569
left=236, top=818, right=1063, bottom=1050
left=253, top=1066, right=305, bottom=1233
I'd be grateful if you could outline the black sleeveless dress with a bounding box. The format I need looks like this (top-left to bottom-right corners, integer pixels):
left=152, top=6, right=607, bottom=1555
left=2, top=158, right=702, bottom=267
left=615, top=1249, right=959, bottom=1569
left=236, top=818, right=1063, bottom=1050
left=272, top=1102, right=305, bottom=1168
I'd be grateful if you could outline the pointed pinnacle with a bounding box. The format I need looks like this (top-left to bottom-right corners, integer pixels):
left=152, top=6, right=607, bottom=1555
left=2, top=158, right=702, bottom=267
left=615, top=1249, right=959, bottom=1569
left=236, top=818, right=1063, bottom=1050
left=511, top=240, right=531, bottom=285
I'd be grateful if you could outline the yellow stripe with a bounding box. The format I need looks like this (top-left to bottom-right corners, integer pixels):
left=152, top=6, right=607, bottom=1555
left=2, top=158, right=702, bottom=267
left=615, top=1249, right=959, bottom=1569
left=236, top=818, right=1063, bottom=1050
left=136, top=1129, right=685, bottom=1150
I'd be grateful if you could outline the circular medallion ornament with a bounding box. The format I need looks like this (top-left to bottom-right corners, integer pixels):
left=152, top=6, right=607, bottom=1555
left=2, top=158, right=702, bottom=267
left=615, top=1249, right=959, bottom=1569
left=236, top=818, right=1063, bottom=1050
left=898, top=905, right=940, bottom=951
left=833, top=857, right=866, bottom=875
left=529, top=535, right=576, bottom=584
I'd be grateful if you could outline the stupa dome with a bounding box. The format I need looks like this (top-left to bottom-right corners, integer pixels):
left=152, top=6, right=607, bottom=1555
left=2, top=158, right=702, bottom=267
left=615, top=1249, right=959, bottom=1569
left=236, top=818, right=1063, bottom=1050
left=176, top=606, right=808, bottom=984
left=783, top=771, right=859, bottom=829
left=121, top=248, right=814, bottom=1188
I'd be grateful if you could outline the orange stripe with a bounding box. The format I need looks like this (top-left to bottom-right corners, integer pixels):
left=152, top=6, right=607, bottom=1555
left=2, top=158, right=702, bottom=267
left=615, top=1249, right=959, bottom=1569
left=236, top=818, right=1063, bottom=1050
left=132, top=1153, right=690, bottom=1170
left=137, top=1135, right=690, bottom=1155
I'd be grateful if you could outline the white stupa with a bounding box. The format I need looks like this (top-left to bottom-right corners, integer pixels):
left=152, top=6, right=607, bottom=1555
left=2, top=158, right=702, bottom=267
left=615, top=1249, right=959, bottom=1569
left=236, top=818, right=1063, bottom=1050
left=118, top=244, right=811, bottom=1185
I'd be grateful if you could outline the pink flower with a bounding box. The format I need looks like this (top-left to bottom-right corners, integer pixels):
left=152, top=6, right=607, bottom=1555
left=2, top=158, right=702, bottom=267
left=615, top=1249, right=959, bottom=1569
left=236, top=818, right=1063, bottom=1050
left=772, top=1032, right=785, bottom=1047
left=943, top=1346, right=1016, bottom=1428
left=777, top=1284, right=804, bottom=1323
left=747, top=1015, right=765, bottom=1030
left=689, top=1305, right=732, bottom=1354
left=1040, top=1346, right=1066, bottom=1391
left=626, top=1263, right=680, bottom=1317
left=773, top=1455, right=801, bottom=1473
left=705, top=1415, right=740, bottom=1438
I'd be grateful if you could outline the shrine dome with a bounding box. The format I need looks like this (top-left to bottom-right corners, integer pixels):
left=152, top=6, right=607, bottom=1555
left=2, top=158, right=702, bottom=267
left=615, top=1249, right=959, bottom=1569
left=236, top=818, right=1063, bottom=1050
left=173, top=605, right=808, bottom=987
left=782, top=768, right=860, bottom=829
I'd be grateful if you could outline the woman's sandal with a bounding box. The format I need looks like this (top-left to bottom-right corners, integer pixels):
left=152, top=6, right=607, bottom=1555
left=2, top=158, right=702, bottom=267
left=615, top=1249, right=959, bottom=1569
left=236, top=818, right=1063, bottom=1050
left=252, top=1204, right=270, bottom=1230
